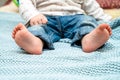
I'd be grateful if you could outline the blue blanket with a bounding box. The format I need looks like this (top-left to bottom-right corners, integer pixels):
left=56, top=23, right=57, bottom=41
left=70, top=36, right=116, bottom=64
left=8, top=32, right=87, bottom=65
left=0, top=12, right=120, bottom=80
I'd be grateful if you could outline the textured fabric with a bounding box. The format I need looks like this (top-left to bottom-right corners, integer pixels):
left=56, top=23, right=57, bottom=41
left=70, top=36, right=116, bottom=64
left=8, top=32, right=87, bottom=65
left=19, top=0, right=112, bottom=23
left=0, top=12, right=120, bottom=80
left=96, top=0, right=120, bottom=9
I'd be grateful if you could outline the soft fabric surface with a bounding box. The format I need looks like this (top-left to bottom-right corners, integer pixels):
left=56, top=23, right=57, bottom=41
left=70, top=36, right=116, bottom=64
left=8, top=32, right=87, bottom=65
left=0, top=12, right=120, bottom=80
left=96, top=0, right=120, bottom=9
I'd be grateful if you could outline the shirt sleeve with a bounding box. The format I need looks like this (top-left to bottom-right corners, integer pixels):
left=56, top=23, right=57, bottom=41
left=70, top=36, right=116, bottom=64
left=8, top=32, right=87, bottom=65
left=82, top=0, right=112, bottom=22
left=19, top=0, right=40, bottom=23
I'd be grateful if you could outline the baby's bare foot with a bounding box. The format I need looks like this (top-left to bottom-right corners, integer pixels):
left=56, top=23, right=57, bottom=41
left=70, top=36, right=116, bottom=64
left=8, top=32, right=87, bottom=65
left=12, top=23, right=43, bottom=54
left=81, top=24, right=112, bottom=53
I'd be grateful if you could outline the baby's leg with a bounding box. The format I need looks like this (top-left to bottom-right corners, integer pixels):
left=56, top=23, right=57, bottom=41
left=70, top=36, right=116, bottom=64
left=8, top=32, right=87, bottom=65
left=12, top=23, right=44, bottom=54
left=81, top=24, right=112, bottom=53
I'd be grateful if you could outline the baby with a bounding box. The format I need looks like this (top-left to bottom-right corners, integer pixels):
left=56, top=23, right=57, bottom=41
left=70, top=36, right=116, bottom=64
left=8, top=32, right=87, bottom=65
left=12, top=0, right=112, bottom=54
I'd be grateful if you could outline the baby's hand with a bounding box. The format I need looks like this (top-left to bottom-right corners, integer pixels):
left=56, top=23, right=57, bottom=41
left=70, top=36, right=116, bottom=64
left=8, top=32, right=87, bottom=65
left=30, top=14, right=48, bottom=26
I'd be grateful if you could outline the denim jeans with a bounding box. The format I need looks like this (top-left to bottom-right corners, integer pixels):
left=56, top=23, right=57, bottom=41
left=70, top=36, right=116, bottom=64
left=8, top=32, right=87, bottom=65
left=28, top=14, right=98, bottom=49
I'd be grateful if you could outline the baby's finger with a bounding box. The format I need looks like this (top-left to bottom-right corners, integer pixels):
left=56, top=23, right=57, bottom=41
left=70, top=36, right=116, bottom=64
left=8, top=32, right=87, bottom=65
left=30, top=20, right=34, bottom=26
left=37, top=20, right=42, bottom=24
left=33, top=21, right=39, bottom=25
left=41, top=18, right=48, bottom=24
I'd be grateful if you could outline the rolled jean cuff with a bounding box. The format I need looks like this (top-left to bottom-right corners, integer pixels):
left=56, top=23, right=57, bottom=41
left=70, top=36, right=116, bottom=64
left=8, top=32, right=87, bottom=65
left=71, top=26, right=94, bottom=47
left=37, top=35, right=54, bottom=50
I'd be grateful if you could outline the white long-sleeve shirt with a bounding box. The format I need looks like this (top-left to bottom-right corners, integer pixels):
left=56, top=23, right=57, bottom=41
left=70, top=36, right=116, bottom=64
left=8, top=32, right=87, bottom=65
left=19, top=0, right=112, bottom=23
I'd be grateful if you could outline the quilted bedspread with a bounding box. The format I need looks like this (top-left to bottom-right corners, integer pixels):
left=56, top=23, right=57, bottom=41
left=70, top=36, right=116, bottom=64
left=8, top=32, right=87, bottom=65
left=0, top=12, right=120, bottom=80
